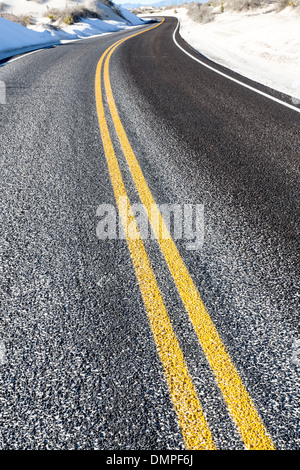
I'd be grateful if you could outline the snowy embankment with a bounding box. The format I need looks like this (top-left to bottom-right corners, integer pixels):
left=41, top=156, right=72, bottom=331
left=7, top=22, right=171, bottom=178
left=151, top=2, right=300, bottom=102
left=0, top=1, right=145, bottom=61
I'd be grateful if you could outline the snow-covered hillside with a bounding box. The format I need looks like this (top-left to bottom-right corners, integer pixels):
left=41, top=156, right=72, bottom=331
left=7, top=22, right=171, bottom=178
left=147, top=1, right=300, bottom=102
left=0, top=0, right=145, bottom=61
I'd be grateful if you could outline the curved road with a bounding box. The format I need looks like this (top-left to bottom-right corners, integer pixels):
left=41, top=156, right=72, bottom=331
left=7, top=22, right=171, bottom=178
left=0, top=17, right=299, bottom=450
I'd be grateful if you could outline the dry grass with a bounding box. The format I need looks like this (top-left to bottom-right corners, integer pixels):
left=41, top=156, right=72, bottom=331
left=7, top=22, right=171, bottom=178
left=0, top=10, right=34, bottom=27
left=19, top=14, right=34, bottom=26
left=226, top=0, right=300, bottom=11
left=186, top=0, right=300, bottom=20
left=52, top=1, right=128, bottom=26
left=0, top=0, right=129, bottom=29
left=45, top=4, right=104, bottom=25
left=0, top=12, right=26, bottom=24
left=226, top=0, right=266, bottom=11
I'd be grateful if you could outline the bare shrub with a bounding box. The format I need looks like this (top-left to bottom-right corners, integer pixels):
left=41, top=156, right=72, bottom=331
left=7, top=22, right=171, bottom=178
left=0, top=12, right=26, bottom=25
left=226, top=0, right=300, bottom=11
left=19, top=14, right=34, bottom=26
left=187, top=2, right=215, bottom=23
left=226, top=0, right=265, bottom=11
left=86, top=0, right=101, bottom=10
left=46, top=4, right=104, bottom=25
left=276, top=0, right=300, bottom=10
left=43, top=0, right=130, bottom=26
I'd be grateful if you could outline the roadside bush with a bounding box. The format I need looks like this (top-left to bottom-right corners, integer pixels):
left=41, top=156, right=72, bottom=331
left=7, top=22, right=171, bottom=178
left=99, top=0, right=127, bottom=20
left=226, top=0, right=300, bottom=11
left=45, top=4, right=104, bottom=25
left=0, top=12, right=26, bottom=25
left=63, top=15, right=74, bottom=25
left=100, top=0, right=114, bottom=7
left=227, top=0, right=265, bottom=11
left=276, top=0, right=300, bottom=10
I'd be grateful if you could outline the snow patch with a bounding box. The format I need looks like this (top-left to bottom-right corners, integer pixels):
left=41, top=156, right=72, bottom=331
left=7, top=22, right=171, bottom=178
left=148, top=4, right=300, bottom=102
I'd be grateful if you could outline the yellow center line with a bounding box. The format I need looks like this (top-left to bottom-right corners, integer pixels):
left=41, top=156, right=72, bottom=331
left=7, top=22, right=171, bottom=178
left=95, top=23, right=216, bottom=451
left=101, top=21, right=276, bottom=450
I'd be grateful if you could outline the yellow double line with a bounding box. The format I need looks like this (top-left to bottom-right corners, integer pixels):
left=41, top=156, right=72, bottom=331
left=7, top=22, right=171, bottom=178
left=95, top=20, right=275, bottom=450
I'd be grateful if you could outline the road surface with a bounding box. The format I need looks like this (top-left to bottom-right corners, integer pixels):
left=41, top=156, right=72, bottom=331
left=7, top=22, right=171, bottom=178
left=0, top=17, right=299, bottom=450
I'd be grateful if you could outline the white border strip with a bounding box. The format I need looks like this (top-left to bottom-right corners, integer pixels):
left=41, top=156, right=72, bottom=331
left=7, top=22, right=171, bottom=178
left=172, top=20, right=300, bottom=114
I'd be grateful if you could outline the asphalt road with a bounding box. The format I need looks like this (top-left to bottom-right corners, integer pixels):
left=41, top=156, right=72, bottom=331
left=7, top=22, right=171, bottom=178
left=0, top=17, right=299, bottom=450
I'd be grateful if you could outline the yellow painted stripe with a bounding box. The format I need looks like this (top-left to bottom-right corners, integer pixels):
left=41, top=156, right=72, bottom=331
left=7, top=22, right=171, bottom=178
left=102, top=26, right=275, bottom=450
left=95, top=31, right=216, bottom=451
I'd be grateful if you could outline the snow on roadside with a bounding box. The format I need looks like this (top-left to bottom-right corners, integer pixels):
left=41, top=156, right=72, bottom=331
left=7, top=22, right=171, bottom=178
left=0, top=17, right=61, bottom=60
left=0, top=1, right=145, bottom=62
left=150, top=5, right=300, bottom=102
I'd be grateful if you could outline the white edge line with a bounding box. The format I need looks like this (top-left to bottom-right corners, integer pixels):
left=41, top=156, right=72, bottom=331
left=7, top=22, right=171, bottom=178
left=172, top=19, right=300, bottom=114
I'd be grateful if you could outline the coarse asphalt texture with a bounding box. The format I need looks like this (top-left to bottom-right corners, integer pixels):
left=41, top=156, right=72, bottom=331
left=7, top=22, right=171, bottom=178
left=0, top=16, right=299, bottom=450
